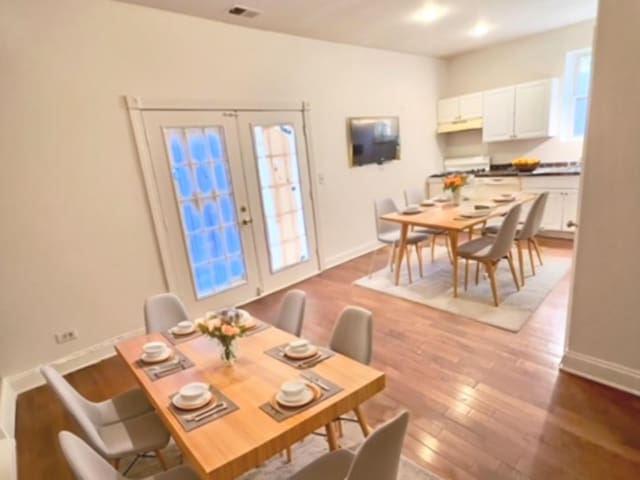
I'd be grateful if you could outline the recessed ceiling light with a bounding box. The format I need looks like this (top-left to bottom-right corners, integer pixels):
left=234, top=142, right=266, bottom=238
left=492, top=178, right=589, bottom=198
left=411, top=3, right=448, bottom=23
left=469, top=21, right=493, bottom=37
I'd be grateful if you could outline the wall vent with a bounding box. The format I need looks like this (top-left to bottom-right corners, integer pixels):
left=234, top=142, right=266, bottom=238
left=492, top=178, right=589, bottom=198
left=228, top=5, right=261, bottom=18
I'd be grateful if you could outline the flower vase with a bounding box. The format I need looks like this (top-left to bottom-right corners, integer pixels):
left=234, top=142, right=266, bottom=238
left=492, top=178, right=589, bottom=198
left=220, top=340, right=238, bottom=366
left=451, top=188, right=462, bottom=205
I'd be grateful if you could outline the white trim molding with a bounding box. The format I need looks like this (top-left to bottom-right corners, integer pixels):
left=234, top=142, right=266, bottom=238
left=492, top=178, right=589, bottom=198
left=126, top=96, right=307, bottom=112
left=560, top=350, right=640, bottom=397
left=324, top=241, right=380, bottom=270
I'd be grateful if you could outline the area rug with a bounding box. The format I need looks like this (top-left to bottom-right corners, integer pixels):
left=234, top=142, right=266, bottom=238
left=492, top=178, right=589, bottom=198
left=123, top=421, right=439, bottom=479
left=354, top=247, right=572, bottom=332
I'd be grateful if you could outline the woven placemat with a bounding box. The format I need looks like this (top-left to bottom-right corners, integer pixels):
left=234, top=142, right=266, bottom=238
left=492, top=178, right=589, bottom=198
left=168, top=384, right=239, bottom=432
left=260, top=372, right=342, bottom=422
left=243, top=321, right=271, bottom=337
left=264, top=344, right=335, bottom=370
left=135, top=351, right=194, bottom=381
left=160, top=329, right=202, bottom=345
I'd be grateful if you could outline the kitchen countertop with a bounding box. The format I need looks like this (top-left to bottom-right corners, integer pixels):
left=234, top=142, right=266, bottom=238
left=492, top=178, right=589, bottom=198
left=475, top=166, right=581, bottom=177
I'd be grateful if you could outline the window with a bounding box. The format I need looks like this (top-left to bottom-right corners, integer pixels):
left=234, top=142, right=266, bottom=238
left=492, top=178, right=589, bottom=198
left=564, top=49, right=592, bottom=138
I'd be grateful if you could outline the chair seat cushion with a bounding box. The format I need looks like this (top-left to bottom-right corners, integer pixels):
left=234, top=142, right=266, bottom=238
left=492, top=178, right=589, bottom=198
left=415, top=228, right=446, bottom=235
left=147, top=464, right=200, bottom=480
left=97, top=388, right=154, bottom=425
left=378, top=231, right=431, bottom=245
left=457, top=236, right=495, bottom=259
left=99, top=411, right=170, bottom=458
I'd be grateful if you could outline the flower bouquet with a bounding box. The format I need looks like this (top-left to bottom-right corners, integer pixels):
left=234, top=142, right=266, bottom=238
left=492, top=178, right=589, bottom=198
left=442, top=173, right=468, bottom=205
left=197, top=309, right=249, bottom=365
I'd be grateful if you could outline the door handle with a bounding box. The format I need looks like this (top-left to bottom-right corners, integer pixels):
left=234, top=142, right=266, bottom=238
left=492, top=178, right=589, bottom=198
left=241, top=218, right=253, bottom=226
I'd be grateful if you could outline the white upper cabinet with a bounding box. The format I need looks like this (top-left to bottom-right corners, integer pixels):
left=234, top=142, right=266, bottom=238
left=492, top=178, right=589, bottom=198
left=482, top=87, right=515, bottom=142
left=437, top=92, right=483, bottom=123
left=482, top=79, right=558, bottom=143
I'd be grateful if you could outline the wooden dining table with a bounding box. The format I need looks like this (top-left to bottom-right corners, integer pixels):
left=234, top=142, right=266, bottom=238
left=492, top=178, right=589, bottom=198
left=381, top=193, right=536, bottom=296
left=116, top=325, right=385, bottom=480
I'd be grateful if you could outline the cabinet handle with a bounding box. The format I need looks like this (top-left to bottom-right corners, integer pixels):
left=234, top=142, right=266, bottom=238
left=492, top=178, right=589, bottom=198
left=567, top=220, right=578, bottom=229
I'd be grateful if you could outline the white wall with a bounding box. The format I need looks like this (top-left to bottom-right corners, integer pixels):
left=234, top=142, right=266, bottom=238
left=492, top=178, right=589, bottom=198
left=0, top=0, right=444, bottom=378
left=561, top=0, right=640, bottom=395
left=443, top=21, right=595, bottom=164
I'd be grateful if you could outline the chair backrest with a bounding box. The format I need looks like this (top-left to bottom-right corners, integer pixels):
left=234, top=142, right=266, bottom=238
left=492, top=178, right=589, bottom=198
left=487, top=204, right=522, bottom=260
left=41, top=366, right=108, bottom=457
left=347, top=410, right=410, bottom=480
left=144, top=293, right=189, bottom=333
left=403, top=187, right=425, bottom=207
left=374, top=198, right=400, bottom=239
left=329, top=306, right=373, bottom=365
left=58, top=431, right=125, bottom=480
left=275, top=289, right=306, bottom=336
left=518, top=192, right=549, bottom=240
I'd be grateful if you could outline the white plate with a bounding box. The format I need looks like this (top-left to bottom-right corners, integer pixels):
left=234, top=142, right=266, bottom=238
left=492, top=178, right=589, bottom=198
left=284, top=345, right=319, bottom=360
left=170, top=325, right=196, bottom=336
left=420, top=200, right=435, bottom=207
left=276, top=386, right=314, bottom=408
left=492, top=196, right=515, bottom=203
left=141, top=349, right=172, bottom=364
left=402, top=208, right=422, bottom=215
left=171, top=390, right=213, bottom=410
left=459, top=210, right=489, bottom=218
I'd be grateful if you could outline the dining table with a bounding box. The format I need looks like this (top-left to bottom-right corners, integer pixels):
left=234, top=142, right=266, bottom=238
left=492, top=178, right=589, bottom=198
left=381, top=192, right=536, bottom=296
left=115, top=323, right=385, bottom=480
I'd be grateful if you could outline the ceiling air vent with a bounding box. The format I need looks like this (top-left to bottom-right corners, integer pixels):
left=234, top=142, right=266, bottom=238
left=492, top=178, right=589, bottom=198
left=227, top=5, right=261, bottom=18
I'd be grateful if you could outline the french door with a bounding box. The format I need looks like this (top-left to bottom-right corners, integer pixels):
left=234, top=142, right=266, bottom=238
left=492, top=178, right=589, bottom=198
left=142, top=109, right=319, bottom=313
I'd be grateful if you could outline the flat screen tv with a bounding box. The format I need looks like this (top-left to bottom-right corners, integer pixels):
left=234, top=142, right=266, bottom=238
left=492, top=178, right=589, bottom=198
left=348, top=117, right=400, bottom=167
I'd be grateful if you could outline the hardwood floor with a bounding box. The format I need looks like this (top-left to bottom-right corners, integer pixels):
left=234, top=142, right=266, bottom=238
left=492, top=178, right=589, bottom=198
left=16, top=239, right=640, bottom=479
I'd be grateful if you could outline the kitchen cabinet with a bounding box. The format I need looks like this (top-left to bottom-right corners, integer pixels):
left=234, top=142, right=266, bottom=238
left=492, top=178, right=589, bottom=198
left=437, top=93, right=482, bottom=124
left=483, top=79, right=558, bottom=143
left=521, top=176, right=579, bottom=233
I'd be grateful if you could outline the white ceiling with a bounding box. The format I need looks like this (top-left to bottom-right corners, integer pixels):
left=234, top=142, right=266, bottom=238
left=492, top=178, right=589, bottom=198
left=119, top=0, right=598, bottom=57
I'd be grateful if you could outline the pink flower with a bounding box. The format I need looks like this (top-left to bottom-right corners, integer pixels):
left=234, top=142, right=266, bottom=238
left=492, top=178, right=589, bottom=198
left=221, top=324, right=240, bottom=337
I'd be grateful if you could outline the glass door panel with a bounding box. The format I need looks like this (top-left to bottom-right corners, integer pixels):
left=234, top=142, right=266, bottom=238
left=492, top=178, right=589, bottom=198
left=142, top=111, right=260, bottom=314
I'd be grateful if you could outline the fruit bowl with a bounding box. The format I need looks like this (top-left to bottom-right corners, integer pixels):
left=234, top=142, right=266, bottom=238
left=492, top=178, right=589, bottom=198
left=512, top=157, right=540, bottom=172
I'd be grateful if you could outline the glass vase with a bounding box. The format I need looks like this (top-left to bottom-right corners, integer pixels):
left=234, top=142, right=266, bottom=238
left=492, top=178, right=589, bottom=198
left=451, top=188, right=462, bottom=206
left=220, top=340, right=238, bottom=366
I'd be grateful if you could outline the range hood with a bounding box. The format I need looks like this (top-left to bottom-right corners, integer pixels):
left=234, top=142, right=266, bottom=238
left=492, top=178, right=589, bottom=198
left=436, top=118, right=483, bottom=134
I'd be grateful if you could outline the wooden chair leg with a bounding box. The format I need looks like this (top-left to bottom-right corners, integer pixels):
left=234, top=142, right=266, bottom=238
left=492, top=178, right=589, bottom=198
left=111, top=458, right=120, bottom=470
left=516, top=240, right=525, bottom=286
left=527, top=240, right=536, bottom=276
left=325, top=422, right=340, bottom=451
left=431, top=236, right=437, bottom=262
left=506, top=253, right=520, bottom=291
left=155, top=449, right=168, bottom=470
left=389, top=243, right=397, bottom=272
left=353, top=405, right=372, bottom=437
left=475, top=261, right=480, bottom=285
left=485, top=261, right=500, bottom=306
left=444, top=235, right=453, bottom=264
left=532, top=238, right=544, bottom=265
left=464, top=259, right=469, bottom=291
left=415, top=244, right=424, bottom=277
left=285, top=447, right=292, bottom=463
left=405, top=245, right=413, bottom=283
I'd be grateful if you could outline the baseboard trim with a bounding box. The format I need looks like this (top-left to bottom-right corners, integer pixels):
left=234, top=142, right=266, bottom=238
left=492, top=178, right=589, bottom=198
left=560, top=350, right=640, bottom=397
left=324, top=241, right=380, bottom=270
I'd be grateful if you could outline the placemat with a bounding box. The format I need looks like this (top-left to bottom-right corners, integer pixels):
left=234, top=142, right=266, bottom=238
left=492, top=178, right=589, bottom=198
left=264, top=343, right=335, bottom=370
left=135, top=351, right=194, bottom=381
left=259, top=372, right=343, bottom=422
left=168, top=384, right=239, bottom=432
left=243, top=321, right=271, bottom=337
left=161, top=329, right=202, bottom=345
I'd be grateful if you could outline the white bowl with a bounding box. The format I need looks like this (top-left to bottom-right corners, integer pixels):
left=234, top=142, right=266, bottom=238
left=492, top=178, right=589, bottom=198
left=280, top=380, right=306, bottom=401
left=179, top=382, right=209, bottom=402
left=143, top=341, right=167, bottom=357
left=288, top=339, right=310, bottom=353
left=176, top=320, right=193, bottom=331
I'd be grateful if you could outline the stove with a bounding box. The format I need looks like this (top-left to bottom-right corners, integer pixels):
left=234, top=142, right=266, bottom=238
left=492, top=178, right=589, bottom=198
left=429, top=155, right=491, bottom=178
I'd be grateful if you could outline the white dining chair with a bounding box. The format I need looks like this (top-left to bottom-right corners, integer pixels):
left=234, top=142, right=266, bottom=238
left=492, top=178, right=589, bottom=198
left=404, top=186, right=453, bottom=263
left=371, top=198, right=431, bottom=281
left=288, top=410, right=410, bottom=480
left=41, top=365, right=170, bottom=473
left=59, top=431, right=199, bottom=480
left=274, top=289, right=306, bottom=337
left=144, top=293, right=190, bottom=333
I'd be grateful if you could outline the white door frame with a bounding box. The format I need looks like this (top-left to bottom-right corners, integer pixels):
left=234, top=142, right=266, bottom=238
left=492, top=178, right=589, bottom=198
left=125, top=96, right=326, bottom=301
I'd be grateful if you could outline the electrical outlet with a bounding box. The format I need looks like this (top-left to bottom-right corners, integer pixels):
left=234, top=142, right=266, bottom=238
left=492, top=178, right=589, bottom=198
left=55, top=330, right=79, bottom=344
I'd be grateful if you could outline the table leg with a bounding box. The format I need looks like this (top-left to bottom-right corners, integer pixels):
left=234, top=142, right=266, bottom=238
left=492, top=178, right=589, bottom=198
left=448, top=230, right=459, bottom=297
left=325, top=422, right=340, bottom=451
left=393, top=224, right=409, bottom=286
